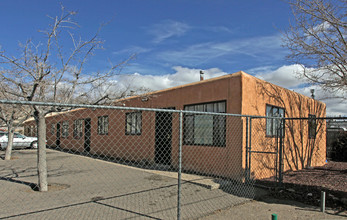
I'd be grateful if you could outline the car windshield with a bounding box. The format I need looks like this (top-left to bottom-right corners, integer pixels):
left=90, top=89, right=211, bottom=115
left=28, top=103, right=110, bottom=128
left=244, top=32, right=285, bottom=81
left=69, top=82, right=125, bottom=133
left=14, top=133, right=25, bottom=138
left=0, top=132, right=29, bottom=138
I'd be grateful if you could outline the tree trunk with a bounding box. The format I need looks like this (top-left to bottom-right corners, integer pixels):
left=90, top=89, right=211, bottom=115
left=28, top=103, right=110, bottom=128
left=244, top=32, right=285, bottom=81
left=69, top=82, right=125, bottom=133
left=4, top=126, right=14, bottom=160
left=35, top=110, right=48, bottom=192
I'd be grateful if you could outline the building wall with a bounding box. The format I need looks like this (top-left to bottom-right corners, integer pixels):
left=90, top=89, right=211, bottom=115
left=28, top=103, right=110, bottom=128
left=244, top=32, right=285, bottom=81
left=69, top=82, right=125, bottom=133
left=240, top=73, right=326, bottom=179
left=23, top=71, right=327, bottom=181
left=118, top=72, right=244, bottom=178
left=23, top=73, right=245, bottom=179
left=25, top=109, right=157, bottom=163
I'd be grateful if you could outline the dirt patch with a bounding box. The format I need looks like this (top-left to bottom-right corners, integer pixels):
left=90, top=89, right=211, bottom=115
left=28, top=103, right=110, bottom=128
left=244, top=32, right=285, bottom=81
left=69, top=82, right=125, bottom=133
left=48, top=183, right=70, bottom=192
left=23, top=183, right=70, bottom=192
left=267, top=162, right=347, bottom=210
left=282, top=162, right=347, bottom=193
left=10, top=156, right=19, bottom=160
left=0, top=155, right=18, bottom=160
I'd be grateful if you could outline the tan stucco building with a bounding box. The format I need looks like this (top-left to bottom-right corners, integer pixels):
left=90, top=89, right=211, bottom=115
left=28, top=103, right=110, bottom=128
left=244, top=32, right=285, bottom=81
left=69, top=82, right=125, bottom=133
left=24, top=71, right=326, bottom=180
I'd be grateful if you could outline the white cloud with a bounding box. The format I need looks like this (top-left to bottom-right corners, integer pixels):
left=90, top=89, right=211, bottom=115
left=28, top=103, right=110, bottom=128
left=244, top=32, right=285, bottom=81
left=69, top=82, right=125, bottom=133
left=148, top=20, right=190, bottom=43
left=201, top=26, right=234, bottom=33
left=116, top=66, right=227, bottom=91
left=115, top=64, right=346, bottom=116
left=253, top=64, right=305, bottom=88
left=156, top=34, right=285, bottom=65
left=312, top=21, right=331, bottom=32
left=295, top=85, right=346, bottom=116
left=212, top=35, right=283, bottom=55
left=112, top=46, right=152, bottom=55
left=253, top=64, right=347, bottom=116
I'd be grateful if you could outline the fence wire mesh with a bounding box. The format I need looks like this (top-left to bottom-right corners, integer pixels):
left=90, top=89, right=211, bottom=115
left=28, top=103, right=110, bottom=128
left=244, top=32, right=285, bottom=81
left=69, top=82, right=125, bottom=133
left=326, top=118, right=347, bottom=161
left=248, top=117, right=280, bottom=186
left=0, top=101, right=255, bottom=220
left=0, top=100, right=336, bottom=219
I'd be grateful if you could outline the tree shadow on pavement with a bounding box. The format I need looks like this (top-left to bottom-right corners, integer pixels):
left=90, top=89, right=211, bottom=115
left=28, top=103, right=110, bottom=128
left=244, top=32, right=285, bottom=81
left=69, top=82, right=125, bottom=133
left=0, top=184, right=179, bottom=220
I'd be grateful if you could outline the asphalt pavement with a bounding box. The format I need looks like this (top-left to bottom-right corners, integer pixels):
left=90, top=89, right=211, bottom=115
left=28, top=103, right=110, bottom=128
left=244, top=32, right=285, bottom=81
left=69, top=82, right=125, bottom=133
left=0, top=149, right=251, bottom=220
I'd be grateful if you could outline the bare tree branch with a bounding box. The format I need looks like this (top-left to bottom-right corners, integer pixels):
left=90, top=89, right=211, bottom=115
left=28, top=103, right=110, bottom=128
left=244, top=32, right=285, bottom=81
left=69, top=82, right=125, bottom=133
left=0, top=5, right=138, bottom=192
left=283, top=0, right=347, bottom=95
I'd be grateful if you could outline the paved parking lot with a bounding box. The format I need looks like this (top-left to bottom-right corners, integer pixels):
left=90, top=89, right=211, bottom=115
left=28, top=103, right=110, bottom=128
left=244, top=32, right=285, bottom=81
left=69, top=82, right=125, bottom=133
left=0, top=149, right=250, bottom=220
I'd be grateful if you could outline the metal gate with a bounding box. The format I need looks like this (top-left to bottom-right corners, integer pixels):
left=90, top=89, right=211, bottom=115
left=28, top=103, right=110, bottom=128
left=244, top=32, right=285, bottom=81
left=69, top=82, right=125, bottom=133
left=245, top=117, right=284, bottom=187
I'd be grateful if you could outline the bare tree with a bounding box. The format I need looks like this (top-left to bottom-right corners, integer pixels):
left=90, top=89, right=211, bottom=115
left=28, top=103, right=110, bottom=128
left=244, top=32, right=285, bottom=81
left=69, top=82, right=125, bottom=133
left=0, top=83, right=33, bottom=160
left=283, top=0, right=347, bottom=96
left=0, top=6, right=133, bottom=191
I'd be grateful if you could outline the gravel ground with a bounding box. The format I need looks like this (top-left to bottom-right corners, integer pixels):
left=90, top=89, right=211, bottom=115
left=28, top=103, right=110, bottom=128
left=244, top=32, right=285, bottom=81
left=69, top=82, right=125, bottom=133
left=282, top=162, right=347, bottom=193
left=269, top=162, right=347, bottom=210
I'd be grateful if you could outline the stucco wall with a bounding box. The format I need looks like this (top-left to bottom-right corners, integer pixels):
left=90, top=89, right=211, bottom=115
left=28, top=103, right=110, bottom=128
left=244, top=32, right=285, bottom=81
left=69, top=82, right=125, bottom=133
left=240, top=73, right=326, bottom=179
left=23, top=71, right=326, bottom=181
left=118, top=73, right=244, bottom=178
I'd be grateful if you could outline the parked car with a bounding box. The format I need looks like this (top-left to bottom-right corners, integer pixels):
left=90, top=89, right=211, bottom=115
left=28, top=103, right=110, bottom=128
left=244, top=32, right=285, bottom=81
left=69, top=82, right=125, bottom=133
left=0, top=131, right=38, bottom=150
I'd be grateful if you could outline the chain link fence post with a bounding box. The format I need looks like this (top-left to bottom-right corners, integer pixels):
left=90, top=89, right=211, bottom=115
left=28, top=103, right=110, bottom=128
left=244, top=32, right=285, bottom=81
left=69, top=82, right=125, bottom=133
left=245, top=117, right=249, bottom=182
left=177, top=110, right=183, bottom=220
left=249, top=117, right=253, bottom=181
left=278, top=118, right=284, bottom=186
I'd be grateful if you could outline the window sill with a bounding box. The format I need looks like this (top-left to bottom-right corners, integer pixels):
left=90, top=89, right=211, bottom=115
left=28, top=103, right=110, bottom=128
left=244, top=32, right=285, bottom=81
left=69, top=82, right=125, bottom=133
left=125, top=133, right=141, bottom=136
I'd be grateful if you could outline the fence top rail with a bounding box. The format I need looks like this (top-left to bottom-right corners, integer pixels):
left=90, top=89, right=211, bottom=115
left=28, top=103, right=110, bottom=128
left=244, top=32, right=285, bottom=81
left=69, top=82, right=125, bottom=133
left=284, top=117, right=347, bottom=120
left=5, top=99, right=347, bottom=120
left=3, top=99, right=343, bottom=120
left=0, top=99, right=267, bottom=118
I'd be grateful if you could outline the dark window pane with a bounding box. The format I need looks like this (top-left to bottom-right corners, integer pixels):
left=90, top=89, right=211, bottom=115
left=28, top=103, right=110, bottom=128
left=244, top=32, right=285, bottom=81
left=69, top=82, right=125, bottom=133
left=125, top=112, right=142, bottom=135
left=183, top=101, right=226, bottom=146
left=266, top=105, right=285, bottom=137
left=98, top=116, right=109, bottom=135
left=308, top=114, right=316, bottom=139
left=183, top=114, right=194, bottom=144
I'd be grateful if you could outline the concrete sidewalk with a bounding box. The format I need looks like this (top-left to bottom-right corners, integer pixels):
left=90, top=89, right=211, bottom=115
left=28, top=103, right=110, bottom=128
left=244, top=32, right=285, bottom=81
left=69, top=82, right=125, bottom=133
left=200, top=196, right=347, bottom=220
left=0, top=149, right=251, bottom=220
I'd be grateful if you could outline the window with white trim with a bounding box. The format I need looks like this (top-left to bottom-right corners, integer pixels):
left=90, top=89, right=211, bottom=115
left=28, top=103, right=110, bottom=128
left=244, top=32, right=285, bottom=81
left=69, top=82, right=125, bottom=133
left=62, top=121, right=69, bottom=138
left=51, top=124, right=55, bottom=135
left=73, top=119, right=84, bottom=139
left=98, top=116, right=109, bottom=135
left=125, top=112, right=142, bottom=135
left=266, top=105, right=285, bottom=137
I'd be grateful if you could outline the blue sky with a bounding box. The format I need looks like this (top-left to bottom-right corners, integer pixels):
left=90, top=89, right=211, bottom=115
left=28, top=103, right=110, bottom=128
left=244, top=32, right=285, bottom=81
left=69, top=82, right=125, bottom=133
left=0, top=0, right=345, bottom=115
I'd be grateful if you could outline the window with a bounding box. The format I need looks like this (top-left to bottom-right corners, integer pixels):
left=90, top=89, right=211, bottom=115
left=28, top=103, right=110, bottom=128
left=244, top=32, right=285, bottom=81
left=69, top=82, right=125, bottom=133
left=26, top=125, right=35, bottom=137
left=308, top=114, right=317, bottom=139
left=73, top=119, right=84, bottom=139
left=26, top=126, right=31, bottom=136
left=266, top=105, right=285, bottom=137
left=184, top=101, right=226, bottom=146
left=125, top=112, right=142, bottom=135
left=51, top=124, right=55, bottom=135
left=14, top=133, right=24, bottom=138
left=30, top=126, right=35, bottom=137
left=98, top=116, right=109, bottom=135
left=62, top=121, right=69, bottom=138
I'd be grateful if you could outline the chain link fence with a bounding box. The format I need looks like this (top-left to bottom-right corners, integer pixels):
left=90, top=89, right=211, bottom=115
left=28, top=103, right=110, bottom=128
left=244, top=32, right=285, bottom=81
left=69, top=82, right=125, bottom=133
left=326, top=118, right=347, bottom=161
left=0, top=100, right=337, bottom=219
left=1, top=100, right=256, bottom=220
left=249, top=115, right=336, bottom=190
left=247, top=117, right=281, bottom=187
